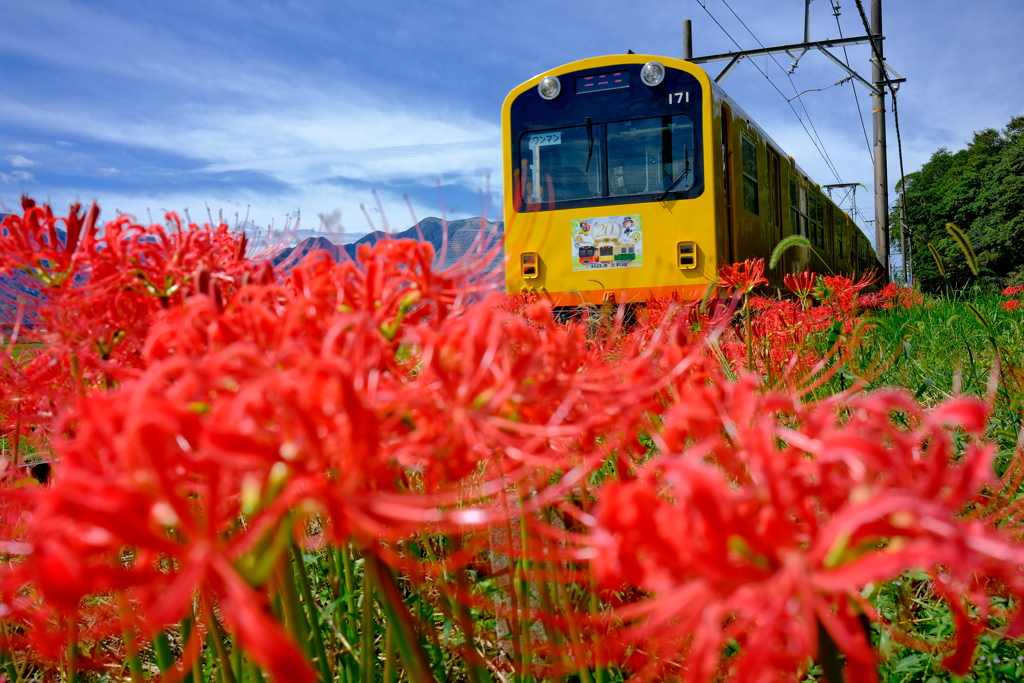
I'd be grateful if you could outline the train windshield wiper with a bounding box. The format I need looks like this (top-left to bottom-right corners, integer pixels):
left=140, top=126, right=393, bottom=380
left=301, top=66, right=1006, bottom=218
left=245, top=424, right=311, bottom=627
left=584, top=117, right=594, bottom=173
left=656, top=144, right=690, bottom=201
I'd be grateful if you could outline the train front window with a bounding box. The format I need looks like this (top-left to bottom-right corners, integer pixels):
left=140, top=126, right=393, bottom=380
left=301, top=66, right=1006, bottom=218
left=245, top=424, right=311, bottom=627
left=519, top=126, right=602, bottom=205
left=607, top=115, right=695, bottom=197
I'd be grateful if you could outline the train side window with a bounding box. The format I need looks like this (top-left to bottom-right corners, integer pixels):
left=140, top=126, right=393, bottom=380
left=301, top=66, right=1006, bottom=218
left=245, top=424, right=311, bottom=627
left=607, top=114, right=696, bottom=197
left=519, top=126, right=602, bottom=205
left=789, top=177, right=799, bottom=236
left=767, top=150, right=782, bottom=231
left=789, top=176, right=809, bottom=238
left=809, top=197, right=823, bottom=247
left=835, top=213, right=845, bottom=261
left=740, top=134, right=758, bottom=214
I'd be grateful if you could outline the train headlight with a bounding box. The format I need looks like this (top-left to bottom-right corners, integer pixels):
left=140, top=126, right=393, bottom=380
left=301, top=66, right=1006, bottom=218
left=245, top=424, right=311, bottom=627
left=537, top=76, right=561, bottom=100
left=641, top=61, right=666, bottom=87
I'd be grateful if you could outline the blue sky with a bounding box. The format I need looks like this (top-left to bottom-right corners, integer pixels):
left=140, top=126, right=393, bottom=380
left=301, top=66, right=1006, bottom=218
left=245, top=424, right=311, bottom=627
left=1, top=0, right=1022, bottom=247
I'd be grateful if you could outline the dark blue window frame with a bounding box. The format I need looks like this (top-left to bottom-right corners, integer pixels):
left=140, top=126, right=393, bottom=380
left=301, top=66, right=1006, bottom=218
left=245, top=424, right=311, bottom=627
left=510, top=63, right=705, bottom=212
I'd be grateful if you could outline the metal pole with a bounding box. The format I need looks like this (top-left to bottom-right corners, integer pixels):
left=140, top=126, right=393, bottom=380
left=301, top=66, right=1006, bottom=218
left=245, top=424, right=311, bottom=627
left=683, top=19, right=693, bottom=60
left=804, top=0, right=811, bottom=43
left=871, top=0, right=889, bottom=277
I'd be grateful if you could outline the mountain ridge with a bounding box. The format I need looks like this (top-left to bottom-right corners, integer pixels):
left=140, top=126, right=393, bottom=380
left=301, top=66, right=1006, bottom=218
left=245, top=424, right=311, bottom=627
left=270, top=217, right=504, bottom=271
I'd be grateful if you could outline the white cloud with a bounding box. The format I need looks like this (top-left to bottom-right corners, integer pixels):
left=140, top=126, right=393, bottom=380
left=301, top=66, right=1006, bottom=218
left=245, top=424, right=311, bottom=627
left=4, top=154, right=38, bottom=168
left=0, top=1, right=501, bottom=191
left=30, top=176, right=501, bottom=240
left=96, top=167, right=121, bottom=177
left=0, top=170, right=36, bottom=184
left=0, top=90, right=501, bottom=205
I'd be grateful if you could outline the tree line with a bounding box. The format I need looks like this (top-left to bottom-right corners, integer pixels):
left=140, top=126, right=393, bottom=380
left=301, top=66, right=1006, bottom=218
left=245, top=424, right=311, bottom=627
left=898, top=115, right=1024, bottom=293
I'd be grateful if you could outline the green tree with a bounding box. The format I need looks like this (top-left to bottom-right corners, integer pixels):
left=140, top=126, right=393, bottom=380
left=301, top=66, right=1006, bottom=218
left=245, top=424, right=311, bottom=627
left=898, top=116, right=1024, bottom=292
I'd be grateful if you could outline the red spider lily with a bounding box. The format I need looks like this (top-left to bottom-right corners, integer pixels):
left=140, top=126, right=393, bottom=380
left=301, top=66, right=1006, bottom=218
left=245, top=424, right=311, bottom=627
left=11, top=195, right=1024, bottom=683
left=0, top=357, right=319, bottom=681
left=717, top=258, right=767, bottom=296
left=3, top=214, right=667, bottom=677
left=0, top=201, right=267, bottom=453
left=876, top=282, right=922, bottom=310
left=590, top=376, right=1024, bottom=682
left=819, top=272, right=877, bottom=315
left=783, top=270, right=817, bottom=301
left=1002, top=299, right=1021, bottom=311
left=1001, top=285, right=1024, bottom=297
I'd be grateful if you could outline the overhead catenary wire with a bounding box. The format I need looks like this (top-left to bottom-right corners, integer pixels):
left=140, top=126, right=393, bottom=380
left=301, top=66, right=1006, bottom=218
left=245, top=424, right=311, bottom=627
left=694, top=0, right=846, bottom=185
left=829, top=0, right=874, bottom=163
left=714, top=0, right=847, bottom=184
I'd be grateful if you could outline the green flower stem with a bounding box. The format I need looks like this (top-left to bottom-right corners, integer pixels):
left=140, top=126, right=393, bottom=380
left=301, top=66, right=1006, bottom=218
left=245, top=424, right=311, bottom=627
left=578, top=477, right=605, bottom=683
left=517, top=490, right=533, bottom=682
left=340, top=544, right=359, bottom=683
left=498, top=490, right=524, bottom=679
left=415, top=587, right=447, bottom=682
left=66, top=618, right=79, bottom=683
left=542, top=508, right=572, bottom=679
left=117, top=594, right=144, bottom=683
left=231, top=640, right=242, bottom=683
left=278, top=556, right=310, bottom=659
left=361, top=559, right=376, bottom=683
left=291, top=543, right=334, bottom=683
left=362, top=550, right=439, bottom=683
left=153, top=630, right=175, bottom=673
left=422, top=537, right=491, bottom=683
left=383, top=617, right=397, bottom=683
left=552, top=568, right=593, bottom=683
left=204, top=599, right=237, bottom=683
left=745, top=292, right=753, bottom=371
left=181, top=614, right=200, bottom=683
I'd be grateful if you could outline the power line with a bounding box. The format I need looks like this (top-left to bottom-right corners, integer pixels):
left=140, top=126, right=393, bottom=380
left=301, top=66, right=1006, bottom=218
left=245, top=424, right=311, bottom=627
left=715, top=0, right=845, bottom=184
left=694, top=0, right=845, bottom=184
left=828, top=0, right=873, bottom=162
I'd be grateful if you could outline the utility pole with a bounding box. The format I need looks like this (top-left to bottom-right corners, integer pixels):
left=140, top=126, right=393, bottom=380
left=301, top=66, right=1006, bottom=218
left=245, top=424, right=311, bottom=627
left=870, top=0, right=889, bottom=278
left=683, top=19, right=693, bottom=60
left=685, top=1, right=903, bottom=279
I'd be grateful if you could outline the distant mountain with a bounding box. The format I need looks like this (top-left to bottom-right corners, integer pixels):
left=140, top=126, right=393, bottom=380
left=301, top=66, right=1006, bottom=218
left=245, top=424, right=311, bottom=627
left=343, top=217, right=504, bottom=269
left=289, top=228, right=371, bottom=246
left=271, top=235, right=343, bottom=270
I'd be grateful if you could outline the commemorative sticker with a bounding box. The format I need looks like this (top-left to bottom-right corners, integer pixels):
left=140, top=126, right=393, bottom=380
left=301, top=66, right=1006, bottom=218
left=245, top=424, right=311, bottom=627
left=569, top=215, right=643, bottom=271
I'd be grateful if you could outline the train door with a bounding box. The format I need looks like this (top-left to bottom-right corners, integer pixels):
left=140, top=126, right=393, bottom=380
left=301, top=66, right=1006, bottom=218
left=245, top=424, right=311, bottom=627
left=721, top=104, right=736, bottom=264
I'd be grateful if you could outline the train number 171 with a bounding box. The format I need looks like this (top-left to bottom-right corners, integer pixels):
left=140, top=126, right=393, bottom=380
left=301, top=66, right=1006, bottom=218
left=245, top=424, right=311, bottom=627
left=669, top=92, right=690, bottom=104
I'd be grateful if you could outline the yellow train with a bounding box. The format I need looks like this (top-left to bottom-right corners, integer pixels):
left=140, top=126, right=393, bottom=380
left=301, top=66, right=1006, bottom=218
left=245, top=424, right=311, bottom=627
left=502, top=54, right=879, bottom=306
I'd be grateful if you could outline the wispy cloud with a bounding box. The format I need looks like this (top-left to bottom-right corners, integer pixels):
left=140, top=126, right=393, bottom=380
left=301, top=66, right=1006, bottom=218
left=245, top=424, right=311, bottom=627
left=0, top=1, right=503, bottom=226
left=0, top=171, right=36, bottom=184
left=4, top=155, right=39, bottom=168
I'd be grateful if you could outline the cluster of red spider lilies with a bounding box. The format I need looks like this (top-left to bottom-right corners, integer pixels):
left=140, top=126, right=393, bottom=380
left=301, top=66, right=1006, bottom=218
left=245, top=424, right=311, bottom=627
left=1, top=197, right=1022, bottom=683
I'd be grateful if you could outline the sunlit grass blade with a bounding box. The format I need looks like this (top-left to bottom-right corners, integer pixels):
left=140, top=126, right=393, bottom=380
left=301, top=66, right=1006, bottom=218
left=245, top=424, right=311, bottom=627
left=769, top=235, right=812, bottom=269
left=927, top=243, right=947, bottom=277
left=945, top=222, right=979, bottom=276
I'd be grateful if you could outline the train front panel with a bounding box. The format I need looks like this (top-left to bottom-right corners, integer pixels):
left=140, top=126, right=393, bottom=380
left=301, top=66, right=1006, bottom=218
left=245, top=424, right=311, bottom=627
left=502, top=55, right=721, bottom=306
